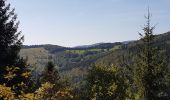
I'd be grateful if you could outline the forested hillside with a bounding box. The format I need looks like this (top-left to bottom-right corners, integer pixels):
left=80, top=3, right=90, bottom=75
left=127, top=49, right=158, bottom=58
left=96, top=31, right=170, bottom=66
left=21, top=42, right=122, bottom=70
left=20, top=31, right=170, bottom=91
left=20, top=43, right=122, bottom=87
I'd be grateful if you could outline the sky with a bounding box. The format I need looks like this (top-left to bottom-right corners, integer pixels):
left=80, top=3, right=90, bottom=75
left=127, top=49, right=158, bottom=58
left=8, top=0, right=170, bottom=47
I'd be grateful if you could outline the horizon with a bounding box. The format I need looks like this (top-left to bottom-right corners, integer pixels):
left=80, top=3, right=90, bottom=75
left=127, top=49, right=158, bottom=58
left=21, top=31, right=169, bottom=48
left=8, top=0, right=170, bottom=47
left=22, top=40, right=134, bottom=48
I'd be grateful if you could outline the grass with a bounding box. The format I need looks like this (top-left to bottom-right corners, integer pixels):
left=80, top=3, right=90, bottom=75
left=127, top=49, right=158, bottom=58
left=110, top=45, right=121, bottom=51
left=65, top=45, right=121, bottom=55
left=65, top=49, right=103, bottom=55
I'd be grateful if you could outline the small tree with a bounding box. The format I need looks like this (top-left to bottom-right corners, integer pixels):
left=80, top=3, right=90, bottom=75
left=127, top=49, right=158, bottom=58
left=41, top=61, right=60, bottom=84
left=40, top=61, right=73, bottom=100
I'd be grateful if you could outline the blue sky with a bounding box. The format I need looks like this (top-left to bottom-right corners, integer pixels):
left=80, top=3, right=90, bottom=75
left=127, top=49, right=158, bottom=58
left=8, top=0, right=170, bottom=47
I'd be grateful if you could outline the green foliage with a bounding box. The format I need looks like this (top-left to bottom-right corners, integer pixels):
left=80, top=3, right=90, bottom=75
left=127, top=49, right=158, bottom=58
left=0, top=65, right=31, bottom=99
left=86, top=65, right=127, bottom=100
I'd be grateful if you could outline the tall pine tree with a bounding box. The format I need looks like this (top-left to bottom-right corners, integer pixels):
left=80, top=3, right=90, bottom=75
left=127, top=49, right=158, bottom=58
left=0, top=0, right=29, bottom=94
left=134, top=9, right=169, bottom=100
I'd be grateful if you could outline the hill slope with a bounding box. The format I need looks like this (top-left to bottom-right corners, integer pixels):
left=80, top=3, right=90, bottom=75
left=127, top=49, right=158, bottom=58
left=20, top=31, right=170, bottom=88
left=96, top=31, right=170, bottom=66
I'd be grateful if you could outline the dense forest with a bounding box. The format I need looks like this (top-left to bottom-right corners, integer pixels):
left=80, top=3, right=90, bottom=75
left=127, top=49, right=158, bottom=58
left=0, top=0, right=170, bottom=100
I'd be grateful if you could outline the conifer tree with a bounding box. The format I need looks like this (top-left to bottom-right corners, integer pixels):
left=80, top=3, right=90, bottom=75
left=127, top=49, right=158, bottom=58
left=134, top=10, right=169, bottom=100
left=0, top=0, right=29, bottom=94
left=40, top=61, right=73, bottom=100
left=0, top=0, right=24, bottom=67
left=41, top=61, right=60, bottom=84
left=40, top=61, right=59, bottom=98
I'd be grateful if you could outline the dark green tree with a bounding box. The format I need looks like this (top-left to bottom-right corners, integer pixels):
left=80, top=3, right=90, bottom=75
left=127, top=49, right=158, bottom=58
left=41, top=61, right=60, bottom=84
left=40, top=61, right=73, bottom=100
left=40, top=61, right=59, bottom=98
left=0, top=0, right=24, bottom=67
left=134, top=10, right=169, bottom=100
left=0, top=0, right=30, bottom=94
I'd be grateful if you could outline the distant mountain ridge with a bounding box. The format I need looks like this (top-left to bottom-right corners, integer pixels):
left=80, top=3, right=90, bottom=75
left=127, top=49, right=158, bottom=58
left=22, top=42, right=124, bottom=50
left=74, top=42, right=106, bottom=48
left=22, top=44, right=66, bottom=49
